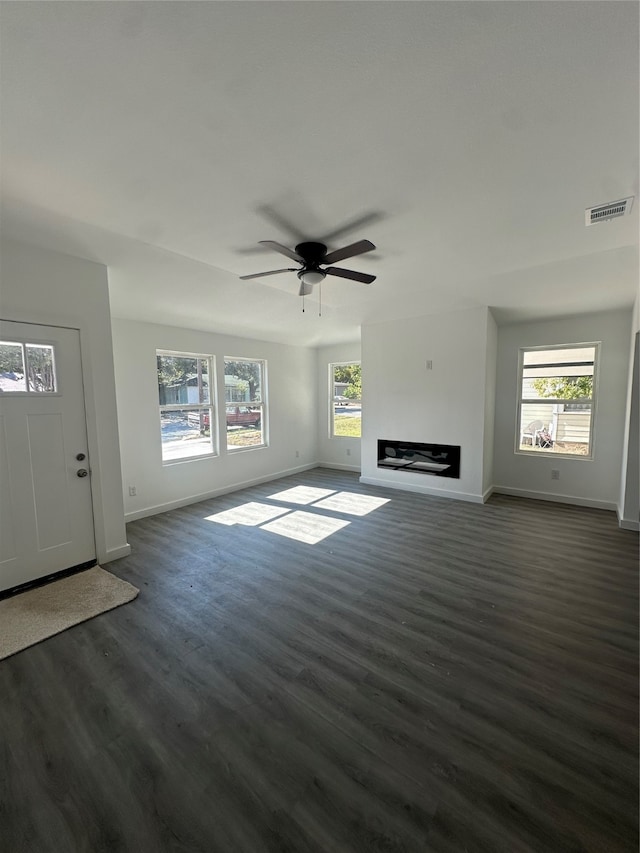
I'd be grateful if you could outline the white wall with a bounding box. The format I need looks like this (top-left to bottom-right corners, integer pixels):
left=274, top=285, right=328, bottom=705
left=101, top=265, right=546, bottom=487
left=112, top=318, right=317, bottom=519
left=360, top=307, right=493, bottom=502
left=493, top=310, right=633, bottom=511
left=316, top=342, right=362, bottom=472
left=0, top=238, right=129, bottom=561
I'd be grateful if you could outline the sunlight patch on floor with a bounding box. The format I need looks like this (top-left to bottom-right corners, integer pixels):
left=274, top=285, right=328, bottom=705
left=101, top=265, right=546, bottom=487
left=311, top=491, right=390, bottom=517
left=261, top=510, right=351, bottom=544
left=203, top=482, right=390, bottom=544
left=267, top=486, right=337, bottom=505
left=204, top=502, right=290, bottom=526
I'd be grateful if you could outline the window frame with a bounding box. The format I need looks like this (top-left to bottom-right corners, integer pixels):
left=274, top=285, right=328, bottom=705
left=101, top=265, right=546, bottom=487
left=0, top=338, right=59, bottom=395
left=329, top=360, right=362, bottom=439
left=157, top=349, right=217, bottom=464
left=223, top=356, right=267, bottom=452
left=515, top=342, right=600, bottom=460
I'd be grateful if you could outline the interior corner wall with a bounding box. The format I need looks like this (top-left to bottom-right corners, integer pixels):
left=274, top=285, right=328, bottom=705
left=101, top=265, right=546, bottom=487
left=360, top=307, right=492, bottom=502
left=0, top=237, right=129, bottom=562
left=617, top=280, right=640, bottom=528
left=483, top=310, right=498, bottom=497
left=618, top=331, right=639, bottom=529
left=111, top=318, right=317, bottom=520
left=493, top=309, right=633, bottom=511
left=316, top=341, right=362, bottom=472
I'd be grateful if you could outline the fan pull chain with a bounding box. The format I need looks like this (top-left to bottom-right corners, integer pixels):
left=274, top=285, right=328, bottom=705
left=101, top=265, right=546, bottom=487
left=302, top=292, right=305, bottom=313
left=319, top=280, right=322, bottom=317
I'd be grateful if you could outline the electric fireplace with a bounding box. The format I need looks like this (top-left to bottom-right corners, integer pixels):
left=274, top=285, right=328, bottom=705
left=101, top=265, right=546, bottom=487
left=377, top=439, right=460, bottom=478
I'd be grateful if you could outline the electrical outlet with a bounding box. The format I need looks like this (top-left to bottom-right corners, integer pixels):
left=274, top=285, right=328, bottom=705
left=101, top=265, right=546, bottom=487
left=346, top=448, right=351, bottom=456
left=426, top=360, right=433, bottom=370
left=295, top=450, right=299, bottom=458
left=128, top=485, right=137, bottom=496
left=551, top=470, right=560, bottom=480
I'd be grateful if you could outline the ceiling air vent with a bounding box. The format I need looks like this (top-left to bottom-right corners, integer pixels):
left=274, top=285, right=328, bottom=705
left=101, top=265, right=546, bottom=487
left=585, top=196, right=634, bottom=226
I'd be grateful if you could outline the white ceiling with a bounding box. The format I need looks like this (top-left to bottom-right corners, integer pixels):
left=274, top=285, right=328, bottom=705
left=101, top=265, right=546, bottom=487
left=1, top=1, right=638, bottom=346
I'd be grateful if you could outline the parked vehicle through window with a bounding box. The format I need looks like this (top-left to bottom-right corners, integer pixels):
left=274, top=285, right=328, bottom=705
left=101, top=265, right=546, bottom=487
left=157, top=351, right=216, bottom=462
left=224, top=357, right=266, bottom=450
left=330, top=362, right=362, bottom=438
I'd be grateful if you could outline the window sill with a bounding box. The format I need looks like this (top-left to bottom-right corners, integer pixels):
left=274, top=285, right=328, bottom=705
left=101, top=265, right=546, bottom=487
left=162, top=452, right=218, bottom=466
left=515, top=448, right=593, bottom=461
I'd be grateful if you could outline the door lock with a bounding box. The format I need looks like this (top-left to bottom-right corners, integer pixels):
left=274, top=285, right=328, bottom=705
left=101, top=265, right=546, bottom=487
left=76, top=453, right=86, bottom=461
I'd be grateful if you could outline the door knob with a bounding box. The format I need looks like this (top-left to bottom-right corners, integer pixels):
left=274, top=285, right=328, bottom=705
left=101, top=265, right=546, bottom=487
left=77, top=469, right=89, bottom=478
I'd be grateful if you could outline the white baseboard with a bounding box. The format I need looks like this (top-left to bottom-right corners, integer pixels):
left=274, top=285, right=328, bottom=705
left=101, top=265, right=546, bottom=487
left=616, top=507, right=640, bottom=531
left=359, top=475, right=485, bottom=504
left=124, top=462, right=318, bottom=522
left=492, top=486, right=617, bottom=512
left=318, top=462, right=361, bottom=473
left=482, top=485, right=495, bottom=503
left=101, top=543, right=132, bottom=562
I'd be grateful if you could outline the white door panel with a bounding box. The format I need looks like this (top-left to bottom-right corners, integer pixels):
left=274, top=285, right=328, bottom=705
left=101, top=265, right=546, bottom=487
left=0, top=320, right=95, bottom=592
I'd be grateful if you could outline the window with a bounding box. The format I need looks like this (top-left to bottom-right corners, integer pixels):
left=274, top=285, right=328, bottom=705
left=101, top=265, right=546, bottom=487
left=517, top=344, right=598, bottom=458
left=0, top=340, right=56, bottom=393
left=330, top=362, right=361, bottom=438
left=157, top=351, right=216, bottom=463
left=224, top=358, right=266, bottom=450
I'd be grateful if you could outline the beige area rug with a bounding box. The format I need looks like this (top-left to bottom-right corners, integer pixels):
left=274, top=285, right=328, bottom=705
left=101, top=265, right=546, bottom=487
left=0, top=567, right=139, bottom=661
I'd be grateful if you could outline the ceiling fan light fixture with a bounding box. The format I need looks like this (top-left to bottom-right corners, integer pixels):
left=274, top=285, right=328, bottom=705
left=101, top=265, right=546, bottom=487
left=241, top=237, right=376, bottom=295
left=298, top=269, right=326, bottom=287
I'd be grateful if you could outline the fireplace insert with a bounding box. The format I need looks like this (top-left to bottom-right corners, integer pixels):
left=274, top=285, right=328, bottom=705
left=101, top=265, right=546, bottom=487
left=377, top=440, right=460, bottom=478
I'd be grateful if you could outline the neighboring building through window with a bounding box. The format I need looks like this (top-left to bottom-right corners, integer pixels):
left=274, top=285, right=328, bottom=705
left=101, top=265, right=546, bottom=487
left=224, top=358, right=266, bottom=450
left=517, top=344, right=598, bottom=458
left=157, top=351, right=216, bottom=462
left=330, top=362, right=362, bottom=438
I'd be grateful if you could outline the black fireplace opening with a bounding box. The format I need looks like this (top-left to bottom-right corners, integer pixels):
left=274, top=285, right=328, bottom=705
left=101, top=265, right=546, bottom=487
left=377, top=439, right=460, bottom=478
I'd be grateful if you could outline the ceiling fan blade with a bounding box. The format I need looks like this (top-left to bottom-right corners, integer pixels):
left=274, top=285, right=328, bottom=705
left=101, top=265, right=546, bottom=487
left=259, top=240, right=304, bottom=263
left=298, top=281, right=313, bottom=297
left=239, top=268, right=296, bottom=280
left=325, top=266, right=376, bottom=284
left=256, top=205, right=308, bottom=242
left=322, top=240, right=376, bottom=265
left=318, top=212, right=383, bottom=244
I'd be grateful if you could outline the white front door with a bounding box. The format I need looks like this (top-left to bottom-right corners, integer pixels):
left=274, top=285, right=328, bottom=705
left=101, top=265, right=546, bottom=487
left=0, top=320, right=95, bottom=592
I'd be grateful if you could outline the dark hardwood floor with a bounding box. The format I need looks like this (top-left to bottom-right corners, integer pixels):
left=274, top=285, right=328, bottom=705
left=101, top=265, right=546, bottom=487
left=1, top=469, right=638, bottom=852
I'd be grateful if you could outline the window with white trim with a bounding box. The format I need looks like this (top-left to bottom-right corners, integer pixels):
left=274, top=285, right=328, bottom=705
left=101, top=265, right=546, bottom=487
left=157, top=351, right=216, bottom=463
left=517, top=344, right=598, bottom=458
left=224, top=357, right=266, bottom=450
left=330, top=362, right=362, bottom=438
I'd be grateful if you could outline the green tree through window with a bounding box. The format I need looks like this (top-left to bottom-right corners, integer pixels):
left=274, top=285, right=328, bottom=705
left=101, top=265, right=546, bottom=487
left=331, top=361, right=361, bottom=438
left=333, top=363, right=361, bottom=399
left=532, top=376, right=593, bottom=399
